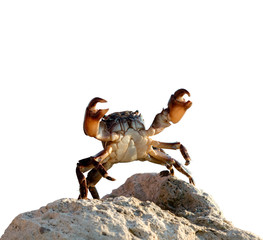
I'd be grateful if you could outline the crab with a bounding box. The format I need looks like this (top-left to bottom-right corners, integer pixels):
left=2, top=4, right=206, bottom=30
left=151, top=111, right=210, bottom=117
left=76, top=89, right=194, bottom=199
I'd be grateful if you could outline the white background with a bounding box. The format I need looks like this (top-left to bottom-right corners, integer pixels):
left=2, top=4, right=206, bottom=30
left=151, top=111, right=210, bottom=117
left=0, top=0, right=263, bottom=238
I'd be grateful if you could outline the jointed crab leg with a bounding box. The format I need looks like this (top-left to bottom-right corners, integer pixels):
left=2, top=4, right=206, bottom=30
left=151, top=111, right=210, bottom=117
left=76, top=166, right=88, bottom=199
left=85, top=161, right=114, bottom=199
left=151, top=141, right=181, bottom=150
left=76, top=158, right=115, bottom=199
left=93, top=146, right=113, bottom=163
left=148, top=148, right=195, bottom=185
left=151, top=141, right=191, bottom=165
left=76, top=158, right=107, bottom=199
left=88, top=186, right=100, bottom=200
left=76, top=146, right=115, bottom=199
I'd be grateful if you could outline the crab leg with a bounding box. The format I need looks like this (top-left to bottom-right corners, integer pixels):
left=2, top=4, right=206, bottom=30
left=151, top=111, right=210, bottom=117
left=93, top=146, right=113, bottom=162
left=86, top=161, right=114, bottom=199
left=76, top=146, right=115, bottom=199
left=148, top=148, right=195, bottom=185
left=151, top=141, right=191, bottom=165
left=76, top=157, right=111, bottom=199
left=88, top=186, right=100, bottom=200
left=76, top=158, right=115, bottom=199
left=76, top=165, right=88, bottom=199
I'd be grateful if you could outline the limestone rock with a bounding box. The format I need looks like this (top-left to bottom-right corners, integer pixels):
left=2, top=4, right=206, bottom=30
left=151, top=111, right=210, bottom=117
left=1, top=173, right=262, bottom=240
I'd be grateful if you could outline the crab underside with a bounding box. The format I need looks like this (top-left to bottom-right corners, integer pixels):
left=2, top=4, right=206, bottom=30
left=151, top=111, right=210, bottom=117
left=76, top=89, right=194, bottom=199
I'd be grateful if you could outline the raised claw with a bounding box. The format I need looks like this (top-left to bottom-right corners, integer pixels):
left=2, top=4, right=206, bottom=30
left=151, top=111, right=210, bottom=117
left=83, top=97, right=109, bottom=137
left=168, top=89, right=192, bottom=124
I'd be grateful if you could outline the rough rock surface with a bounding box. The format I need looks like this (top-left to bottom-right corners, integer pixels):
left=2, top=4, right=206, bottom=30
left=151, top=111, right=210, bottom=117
left=104, top=173, right=226, bottom=230
left=1, top=173, right=262, bottom=240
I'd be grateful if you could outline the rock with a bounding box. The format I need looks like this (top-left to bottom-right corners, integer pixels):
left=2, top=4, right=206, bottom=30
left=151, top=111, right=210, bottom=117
left=105, top=173, right=262, bottom=239
left=104, top=173, right=225, bottom=229
left=1, top=197, right=199, bottom=240
left=1, top=173, right=262, bottom=240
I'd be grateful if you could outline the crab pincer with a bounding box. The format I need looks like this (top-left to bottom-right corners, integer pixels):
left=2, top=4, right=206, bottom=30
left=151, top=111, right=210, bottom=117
left=83, top=97, right=109, bottom=137
left=168, top=89, right=192, bottom=124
